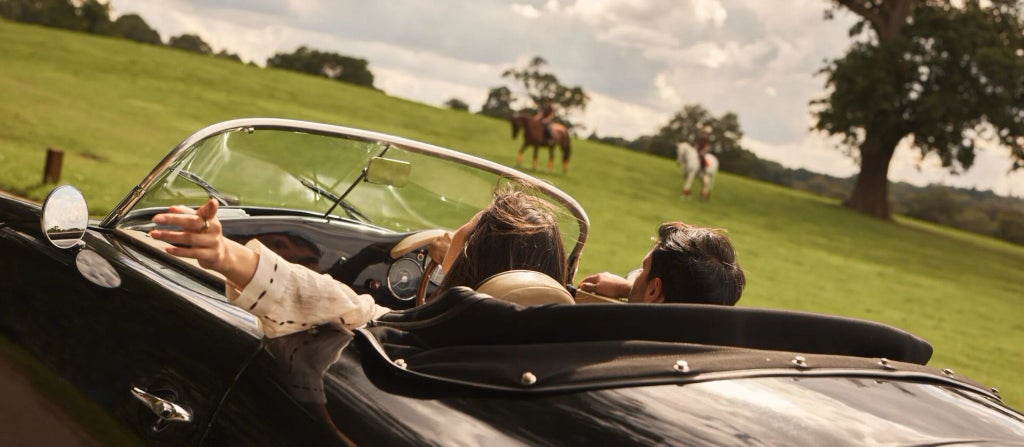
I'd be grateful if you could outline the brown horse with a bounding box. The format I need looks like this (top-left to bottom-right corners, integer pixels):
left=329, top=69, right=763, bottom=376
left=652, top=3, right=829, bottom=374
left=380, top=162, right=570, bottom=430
left=510, top=112, right=572, bottom=173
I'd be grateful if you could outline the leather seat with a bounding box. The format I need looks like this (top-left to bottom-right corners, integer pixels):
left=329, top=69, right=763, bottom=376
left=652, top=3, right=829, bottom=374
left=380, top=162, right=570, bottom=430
left=475, top=270, right=575, bottom=306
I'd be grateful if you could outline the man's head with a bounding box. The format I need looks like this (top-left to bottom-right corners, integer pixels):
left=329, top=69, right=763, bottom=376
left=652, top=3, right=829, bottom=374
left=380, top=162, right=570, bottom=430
left=627, top=222, right=744, bottom=305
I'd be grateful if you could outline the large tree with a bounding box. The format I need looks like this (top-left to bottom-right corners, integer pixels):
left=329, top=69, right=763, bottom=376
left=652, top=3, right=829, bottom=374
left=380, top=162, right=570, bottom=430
left=815, top=0, right=1024, bottom=219
left=501, top=56, right=590, bottom=127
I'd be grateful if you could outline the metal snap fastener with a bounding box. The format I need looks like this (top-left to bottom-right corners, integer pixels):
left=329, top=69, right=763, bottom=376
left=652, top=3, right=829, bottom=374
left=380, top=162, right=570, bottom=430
left=673, top=360, right=690, bottom=373
left=792, top=356, right=808, bottom=368
left=521, top=372, right=537, bottom=386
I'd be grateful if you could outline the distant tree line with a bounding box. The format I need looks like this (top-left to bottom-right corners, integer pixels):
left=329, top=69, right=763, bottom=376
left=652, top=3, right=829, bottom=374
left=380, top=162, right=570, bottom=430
left=265, top=46, right=374, bottom=89
left=0, top=0, right=241, bottom=60
left=0, top=0, right=375, bottom=88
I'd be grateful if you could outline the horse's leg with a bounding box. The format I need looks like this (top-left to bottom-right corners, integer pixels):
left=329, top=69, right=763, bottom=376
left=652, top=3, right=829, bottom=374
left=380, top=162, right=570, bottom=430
left=682, top=167, right=697, bottom=198
left=547, top=144, right=555, bottom=171
left=532, top=145, right=539, bottom=170
left=701, top=171, right=715, bottom=201
left=516, top=142, right=527, bottom=167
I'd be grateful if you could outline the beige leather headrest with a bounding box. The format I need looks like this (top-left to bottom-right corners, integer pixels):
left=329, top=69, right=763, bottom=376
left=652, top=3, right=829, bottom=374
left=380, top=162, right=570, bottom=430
left=476, top=270, right=575, bottom=306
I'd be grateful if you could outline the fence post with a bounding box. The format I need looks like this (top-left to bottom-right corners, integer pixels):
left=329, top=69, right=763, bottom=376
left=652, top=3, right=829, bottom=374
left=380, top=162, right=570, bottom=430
left=43, top=148, right=63, bottom=183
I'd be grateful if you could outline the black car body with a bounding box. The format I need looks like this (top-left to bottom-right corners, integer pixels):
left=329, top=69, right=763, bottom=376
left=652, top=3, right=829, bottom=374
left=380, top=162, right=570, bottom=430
left=0, top=119, right=1021, bottom=445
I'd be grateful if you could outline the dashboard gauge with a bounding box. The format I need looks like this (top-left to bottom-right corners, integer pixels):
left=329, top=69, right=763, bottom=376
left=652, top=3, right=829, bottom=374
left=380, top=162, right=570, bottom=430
left=387, top=257, right=423, bottom=301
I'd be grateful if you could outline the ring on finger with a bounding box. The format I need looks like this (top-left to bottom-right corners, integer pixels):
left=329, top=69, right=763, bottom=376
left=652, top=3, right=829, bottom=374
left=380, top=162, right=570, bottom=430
left=200, top=219, right=210, bottom=232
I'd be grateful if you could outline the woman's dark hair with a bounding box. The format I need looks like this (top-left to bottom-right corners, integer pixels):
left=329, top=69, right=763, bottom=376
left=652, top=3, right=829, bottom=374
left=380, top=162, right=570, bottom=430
left=649, top=222, right=744, bottom=305
left=437, top=182, right=566, bottom=293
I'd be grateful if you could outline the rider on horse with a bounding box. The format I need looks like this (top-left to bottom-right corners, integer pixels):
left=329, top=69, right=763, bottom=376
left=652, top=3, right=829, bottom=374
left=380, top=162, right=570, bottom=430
left=695, top=135, right=711, bottom=172
left=534, top=98, right=557, bottom=146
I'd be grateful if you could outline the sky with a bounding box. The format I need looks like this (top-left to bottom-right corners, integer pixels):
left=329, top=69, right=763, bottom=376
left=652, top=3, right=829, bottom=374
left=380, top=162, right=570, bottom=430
left=110, top=0, right=1024, bottom=197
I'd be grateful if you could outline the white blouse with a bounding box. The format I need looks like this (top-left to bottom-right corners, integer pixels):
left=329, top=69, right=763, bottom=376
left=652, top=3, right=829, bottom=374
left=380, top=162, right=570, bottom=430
left=226, top=240, right=391, bottom=338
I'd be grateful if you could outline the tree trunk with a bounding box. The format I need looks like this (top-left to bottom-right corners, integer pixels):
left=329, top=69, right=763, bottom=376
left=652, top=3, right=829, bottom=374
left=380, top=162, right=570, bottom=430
left=844, top=133, right=898, bottom=219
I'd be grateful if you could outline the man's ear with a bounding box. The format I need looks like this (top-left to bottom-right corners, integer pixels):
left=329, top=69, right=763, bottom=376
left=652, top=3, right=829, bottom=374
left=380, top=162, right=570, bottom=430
left=645, top=277, right=665, bottom=304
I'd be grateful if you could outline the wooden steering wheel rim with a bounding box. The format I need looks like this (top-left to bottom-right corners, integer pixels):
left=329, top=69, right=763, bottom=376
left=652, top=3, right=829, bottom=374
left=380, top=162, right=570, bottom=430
left=415, top=259, right=438, bottom=307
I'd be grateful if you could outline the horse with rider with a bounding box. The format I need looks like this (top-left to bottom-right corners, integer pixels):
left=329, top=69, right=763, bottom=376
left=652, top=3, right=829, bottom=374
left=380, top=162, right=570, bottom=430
left=510, top=98, right=572, bottom=173
left=677, top=135, right=719, bottom=201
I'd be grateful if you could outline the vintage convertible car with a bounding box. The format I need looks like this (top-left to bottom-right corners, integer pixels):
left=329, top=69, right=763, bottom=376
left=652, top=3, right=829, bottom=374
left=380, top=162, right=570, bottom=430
left=1, top=118, right=1022, bottom=445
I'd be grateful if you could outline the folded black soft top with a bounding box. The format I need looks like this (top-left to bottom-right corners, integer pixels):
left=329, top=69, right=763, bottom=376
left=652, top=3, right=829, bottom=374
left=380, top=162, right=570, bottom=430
left=352, top=287, right=946, bottom=394
left=367, top=286, right=932, bottom=363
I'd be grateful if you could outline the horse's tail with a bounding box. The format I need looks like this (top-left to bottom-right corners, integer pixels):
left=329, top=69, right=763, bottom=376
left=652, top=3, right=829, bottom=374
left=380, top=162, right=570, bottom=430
left=510, top=116, right=520, bottom=139
left=559, top=132, right=572, bottom=173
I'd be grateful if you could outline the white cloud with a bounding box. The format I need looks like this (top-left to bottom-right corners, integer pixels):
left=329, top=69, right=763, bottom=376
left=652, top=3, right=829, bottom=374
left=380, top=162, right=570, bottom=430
left=579, top=91, right=668, bottom=138
left=693, top=0, right=728, bottom=27
left=510, top=3, right=542, bottom=19
left=654, top=73, right=682, bottom=104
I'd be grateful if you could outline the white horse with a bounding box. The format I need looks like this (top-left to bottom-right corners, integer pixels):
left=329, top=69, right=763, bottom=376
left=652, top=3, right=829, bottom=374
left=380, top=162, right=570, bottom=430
left=676, top=142, right=719, bottom=201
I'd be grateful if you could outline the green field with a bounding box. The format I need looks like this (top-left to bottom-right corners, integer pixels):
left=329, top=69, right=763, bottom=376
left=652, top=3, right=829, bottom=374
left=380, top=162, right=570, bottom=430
left=2, top=21, right=1022, bottom=407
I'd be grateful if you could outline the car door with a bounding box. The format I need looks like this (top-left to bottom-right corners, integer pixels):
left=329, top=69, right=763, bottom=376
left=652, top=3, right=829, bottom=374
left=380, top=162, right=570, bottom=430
left=0, top=204, right=263, bottom=444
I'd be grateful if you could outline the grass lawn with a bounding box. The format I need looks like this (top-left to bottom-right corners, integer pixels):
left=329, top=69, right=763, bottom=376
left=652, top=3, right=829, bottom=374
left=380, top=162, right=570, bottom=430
left=2, top=20, right=1022, bottom=407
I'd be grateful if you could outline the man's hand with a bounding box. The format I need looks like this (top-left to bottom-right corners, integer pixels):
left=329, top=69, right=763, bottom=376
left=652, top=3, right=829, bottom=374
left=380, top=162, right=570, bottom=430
left=577, top=272, right=632, bottom=298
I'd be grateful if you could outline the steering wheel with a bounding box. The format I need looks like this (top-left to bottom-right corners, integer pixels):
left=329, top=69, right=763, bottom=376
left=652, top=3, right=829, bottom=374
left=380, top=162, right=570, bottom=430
left=390, top=229, right=448, bottom=259
left=390, top=229, right=448, bottom=307
left=415, top=259, right=439, bottom=306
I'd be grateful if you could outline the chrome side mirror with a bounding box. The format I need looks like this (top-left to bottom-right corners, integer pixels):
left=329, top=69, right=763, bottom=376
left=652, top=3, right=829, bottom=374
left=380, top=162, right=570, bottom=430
left=41, top=185, right=89, bottom=249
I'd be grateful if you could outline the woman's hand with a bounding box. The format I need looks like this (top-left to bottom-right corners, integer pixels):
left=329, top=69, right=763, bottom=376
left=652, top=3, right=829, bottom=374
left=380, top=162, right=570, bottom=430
left=150, top=198, right=259, bottom=287
left=426, top=231, right=453, bottom=265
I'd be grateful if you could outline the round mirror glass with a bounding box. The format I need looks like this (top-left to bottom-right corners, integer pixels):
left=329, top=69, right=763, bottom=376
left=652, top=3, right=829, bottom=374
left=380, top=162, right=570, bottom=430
left=41, top=185, right=89, bottom=249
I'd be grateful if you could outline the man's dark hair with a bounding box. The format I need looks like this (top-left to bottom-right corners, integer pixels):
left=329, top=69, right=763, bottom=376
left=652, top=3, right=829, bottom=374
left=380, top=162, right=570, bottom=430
left=649, top=222, right=744, bottom=305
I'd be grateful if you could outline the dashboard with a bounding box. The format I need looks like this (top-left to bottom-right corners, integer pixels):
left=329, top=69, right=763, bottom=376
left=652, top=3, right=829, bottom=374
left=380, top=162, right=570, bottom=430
left=220, top=216, right=441, bottom=310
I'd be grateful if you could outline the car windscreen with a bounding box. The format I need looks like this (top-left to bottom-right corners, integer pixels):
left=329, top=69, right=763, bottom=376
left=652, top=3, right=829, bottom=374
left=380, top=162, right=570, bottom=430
left=125, top=125, right=584, bottom=257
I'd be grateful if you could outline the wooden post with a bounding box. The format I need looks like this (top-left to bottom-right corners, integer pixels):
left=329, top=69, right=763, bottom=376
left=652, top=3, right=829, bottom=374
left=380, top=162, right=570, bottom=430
left=43, top=148, right=63, bottom=183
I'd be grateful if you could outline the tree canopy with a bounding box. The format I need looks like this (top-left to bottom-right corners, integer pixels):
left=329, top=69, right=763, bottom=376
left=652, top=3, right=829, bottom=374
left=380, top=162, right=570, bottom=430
left=479, top=86, right=515, bottom=119
left=110, top=13, right=161, bottom=45
left=500, top=56, right=590, bottom=128
left=815, top=0, right=1024, bottom=218
left=1, top=0, right=109, bottom=33
left=266, top=46, right=375, bottom=89
left=168, top=33, right=212, bottom=55
left=444, top=98, right=470, bottom=112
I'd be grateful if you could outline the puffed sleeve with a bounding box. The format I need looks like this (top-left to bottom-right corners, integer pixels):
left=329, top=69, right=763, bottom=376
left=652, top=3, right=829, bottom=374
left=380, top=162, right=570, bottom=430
left=227, top=240, right=391, bottom=338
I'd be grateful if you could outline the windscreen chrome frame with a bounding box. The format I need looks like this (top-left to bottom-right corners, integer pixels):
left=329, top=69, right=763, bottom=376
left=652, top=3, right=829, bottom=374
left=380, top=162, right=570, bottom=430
left=100, top=118, right=590, bottom=280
